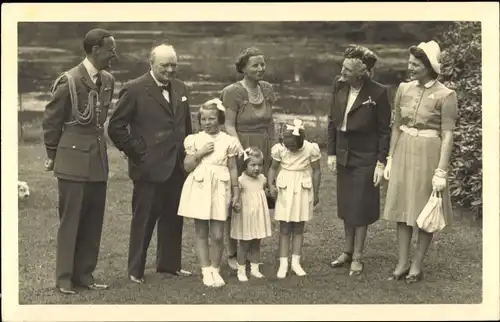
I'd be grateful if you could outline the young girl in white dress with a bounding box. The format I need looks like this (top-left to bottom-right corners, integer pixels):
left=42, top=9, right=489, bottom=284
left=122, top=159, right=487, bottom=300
left=268, top=119, right=322, bottom=278
left=178, top=98, right=242, bottom=287
left=230, top=147, right=273, bottom=282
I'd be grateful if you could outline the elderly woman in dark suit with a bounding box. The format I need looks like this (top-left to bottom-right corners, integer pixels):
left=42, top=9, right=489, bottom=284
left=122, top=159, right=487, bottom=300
left=327, top=45, right=392, bottom=276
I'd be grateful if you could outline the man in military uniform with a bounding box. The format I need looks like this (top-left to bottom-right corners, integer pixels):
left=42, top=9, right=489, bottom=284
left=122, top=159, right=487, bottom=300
left=108, top=44, right=193, bottom=284
left=43, top=28, right=117, bottom=295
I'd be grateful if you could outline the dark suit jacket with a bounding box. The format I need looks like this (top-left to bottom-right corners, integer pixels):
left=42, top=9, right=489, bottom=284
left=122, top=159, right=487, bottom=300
left=327, top=77, right=391, bottom=168
left=107, top=72, right=193, bottom=182
left=43, top=63, right=115, bottom=182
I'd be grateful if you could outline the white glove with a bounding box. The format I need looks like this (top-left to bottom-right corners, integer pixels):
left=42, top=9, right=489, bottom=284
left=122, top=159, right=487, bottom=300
left=327, top=155, right=337, bottom=174
left=373, top=161, right=385, bottom=187
left=432, top=169, right=447, bottom=192
left=383, top=157, right=392, bottom=180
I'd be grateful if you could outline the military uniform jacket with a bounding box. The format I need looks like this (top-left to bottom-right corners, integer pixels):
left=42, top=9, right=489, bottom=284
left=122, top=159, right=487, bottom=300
left=107, top=72, right=193, bottom=182
left=43, top=63, right=116, bottom=182
left=327, top=77, right=392, bottom=168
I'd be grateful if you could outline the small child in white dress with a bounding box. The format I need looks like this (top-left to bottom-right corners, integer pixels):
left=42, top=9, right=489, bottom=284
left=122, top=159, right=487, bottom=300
left=230, top=147, right=273, bottom=282
left=178, top=98, right=242, bottom=288
left=268, top=119, right=322, bottom=279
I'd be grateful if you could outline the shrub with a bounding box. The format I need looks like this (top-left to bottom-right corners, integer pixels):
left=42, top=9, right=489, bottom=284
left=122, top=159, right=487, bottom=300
left=437, top=22, right=482, bottom=219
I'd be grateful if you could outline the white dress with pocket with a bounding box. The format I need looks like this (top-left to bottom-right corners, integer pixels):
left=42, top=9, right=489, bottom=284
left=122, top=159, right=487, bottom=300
left=230, top=173, right=273, bottom=240
left=272, top=140, right=321, bottom=222
left=178, top=131, right=242, bottom=221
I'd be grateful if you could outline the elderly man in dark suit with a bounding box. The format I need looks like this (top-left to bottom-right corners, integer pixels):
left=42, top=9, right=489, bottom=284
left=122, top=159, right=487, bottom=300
left=43, top=28, right=117, bottom=294
left=327, top=45, right=391, bottom=277
left=108, top=44, right=193, bottom=284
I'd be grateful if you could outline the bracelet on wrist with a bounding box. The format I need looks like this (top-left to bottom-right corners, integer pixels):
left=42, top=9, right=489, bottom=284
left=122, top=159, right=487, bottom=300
left=434, top=168, right=447, bottom=177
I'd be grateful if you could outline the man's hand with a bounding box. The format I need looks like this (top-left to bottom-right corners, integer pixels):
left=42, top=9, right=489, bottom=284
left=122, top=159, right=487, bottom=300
left=44, top=159, right=54, bottom=171
left=327, top=155, right=337, bottom=174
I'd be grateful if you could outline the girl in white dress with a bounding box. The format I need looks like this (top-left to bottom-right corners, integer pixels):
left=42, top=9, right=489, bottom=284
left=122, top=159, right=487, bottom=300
left=230, top=147, right=273, bottom=282
left=268, top=119, right=322, bottom=278
left=178, top=98, right=242, bottom=287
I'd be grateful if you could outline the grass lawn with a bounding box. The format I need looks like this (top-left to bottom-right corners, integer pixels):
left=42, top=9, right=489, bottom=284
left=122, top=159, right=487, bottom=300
left=18, top=142, right=482, bottom=304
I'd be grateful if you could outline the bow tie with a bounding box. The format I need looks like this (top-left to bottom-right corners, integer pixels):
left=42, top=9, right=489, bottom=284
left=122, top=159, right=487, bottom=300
left=159, top=84, right=170, bottom=91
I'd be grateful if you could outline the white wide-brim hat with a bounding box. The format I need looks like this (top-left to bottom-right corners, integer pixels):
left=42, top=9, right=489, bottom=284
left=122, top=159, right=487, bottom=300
left=417, top=40, right=441, bottom=74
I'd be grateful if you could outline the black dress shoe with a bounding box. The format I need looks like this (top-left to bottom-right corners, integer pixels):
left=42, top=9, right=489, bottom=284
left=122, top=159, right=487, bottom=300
left=157, top=268, right=192, bottom=276
left=82, top=282, right=109, bottom=290
left=129, top=275, right=145, bottom=284
left=58, top=287, right=77, bottom=295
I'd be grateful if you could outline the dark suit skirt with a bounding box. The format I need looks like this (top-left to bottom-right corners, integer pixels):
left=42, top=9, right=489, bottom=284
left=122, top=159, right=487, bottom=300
left=337, top=163, right=380, bottom=227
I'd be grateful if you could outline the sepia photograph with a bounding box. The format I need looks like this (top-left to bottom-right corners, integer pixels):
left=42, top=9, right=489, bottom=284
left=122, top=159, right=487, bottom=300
left=2, top=2, right=499, bottom=321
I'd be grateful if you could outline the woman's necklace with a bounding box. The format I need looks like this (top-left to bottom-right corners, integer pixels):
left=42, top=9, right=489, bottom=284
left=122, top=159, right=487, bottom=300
left=241, top=80, right=264, bottom=105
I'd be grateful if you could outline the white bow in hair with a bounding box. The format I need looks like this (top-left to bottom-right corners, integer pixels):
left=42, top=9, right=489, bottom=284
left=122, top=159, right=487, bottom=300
left=285, top=119, right=305, bottom=136
left=243, top=147, right=252, bottom=161
left=205, top=98, right=226, bottom=112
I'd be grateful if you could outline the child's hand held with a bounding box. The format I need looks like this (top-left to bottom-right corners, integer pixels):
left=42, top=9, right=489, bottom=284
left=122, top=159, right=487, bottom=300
left=269, top=185, right=278, bottom=198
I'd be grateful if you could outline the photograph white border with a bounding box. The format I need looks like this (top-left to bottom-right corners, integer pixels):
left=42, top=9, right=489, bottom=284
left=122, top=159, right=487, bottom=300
left=2, top=2, right=499, bottom=321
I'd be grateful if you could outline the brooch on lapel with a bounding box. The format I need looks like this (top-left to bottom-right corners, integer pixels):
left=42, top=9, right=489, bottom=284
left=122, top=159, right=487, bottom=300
left=181, top=96, right=187, bottom=102
left=362, top=96, right=376, bottom=107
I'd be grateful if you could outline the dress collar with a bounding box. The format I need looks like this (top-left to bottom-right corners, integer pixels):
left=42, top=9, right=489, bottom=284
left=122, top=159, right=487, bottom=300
left=423, top=79, right=437, bottom=89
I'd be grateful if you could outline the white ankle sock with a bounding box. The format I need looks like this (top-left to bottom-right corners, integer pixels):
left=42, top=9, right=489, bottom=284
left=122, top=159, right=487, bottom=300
left=291, top=254, right=301, bottom=265
left=237, top=264, right=248, bottom=281
left=250, top=262, right=264, bottom=278
left=291, top=255, right=306, bottom=276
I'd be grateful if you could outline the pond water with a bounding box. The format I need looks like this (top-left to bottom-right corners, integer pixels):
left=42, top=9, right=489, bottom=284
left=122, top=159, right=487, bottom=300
left=18, top=29, right=409, bottom=122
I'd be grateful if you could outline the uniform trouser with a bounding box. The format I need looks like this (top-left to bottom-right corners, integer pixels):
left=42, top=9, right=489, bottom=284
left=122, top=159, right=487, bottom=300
left=56, top=179, right=107, bottom=289
left=127, top=159, right=185, bottom=278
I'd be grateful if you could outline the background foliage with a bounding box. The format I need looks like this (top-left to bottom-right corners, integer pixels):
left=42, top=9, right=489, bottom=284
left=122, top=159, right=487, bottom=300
left=17, top=21, right=482, bottom=219
left=437, top=22, right=482, bottom=219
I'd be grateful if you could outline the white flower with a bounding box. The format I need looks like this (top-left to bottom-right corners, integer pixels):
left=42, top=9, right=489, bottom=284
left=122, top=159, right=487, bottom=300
left=18, top=181, right=30, bottom=200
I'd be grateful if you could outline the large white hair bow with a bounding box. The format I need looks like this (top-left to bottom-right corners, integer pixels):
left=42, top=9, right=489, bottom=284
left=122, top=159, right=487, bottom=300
left=243, top=147, right=252, bottom=161
left=285, top=119, right=305, bottom=136
left=204, top=98, right=226, bottom=112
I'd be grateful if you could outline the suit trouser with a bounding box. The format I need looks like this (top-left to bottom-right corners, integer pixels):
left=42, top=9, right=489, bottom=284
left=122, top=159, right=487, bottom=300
left=56, top=179, right=107, bottom=289
left=127, top=159, right=185, bottom=278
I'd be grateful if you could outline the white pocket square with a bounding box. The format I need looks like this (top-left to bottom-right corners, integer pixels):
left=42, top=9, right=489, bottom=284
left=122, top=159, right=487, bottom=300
left=181, top=96, right=187, bottom=102
left=428, top=94, right=436, bottom=99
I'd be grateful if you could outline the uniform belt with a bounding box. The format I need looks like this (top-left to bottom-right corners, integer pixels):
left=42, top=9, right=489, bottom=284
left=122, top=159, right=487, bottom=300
left=63, top=125, right=105, bottom=135
left=400, top=125, right=439, bottom=138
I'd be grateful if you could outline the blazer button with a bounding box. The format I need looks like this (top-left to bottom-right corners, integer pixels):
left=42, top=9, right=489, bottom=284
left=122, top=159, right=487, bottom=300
left=72, top=145, right=76, bottom=149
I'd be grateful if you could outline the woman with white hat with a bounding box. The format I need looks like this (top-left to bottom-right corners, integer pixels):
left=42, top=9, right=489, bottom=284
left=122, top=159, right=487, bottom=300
left=382, top=40, right=458, bottom=283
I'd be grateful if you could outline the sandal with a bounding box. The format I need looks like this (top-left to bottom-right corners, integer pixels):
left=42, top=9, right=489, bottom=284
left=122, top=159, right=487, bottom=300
left=405, top=271, right=424, bottom=284
left=349, top=260, right=364, bottom=276
left=330, top=252, right=353, bottom=268
left=388, top=264, right=411, bottom=281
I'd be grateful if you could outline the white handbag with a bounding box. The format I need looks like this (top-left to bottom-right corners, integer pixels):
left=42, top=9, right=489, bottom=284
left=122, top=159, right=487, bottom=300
left=416, top=191, right=446, bottom=233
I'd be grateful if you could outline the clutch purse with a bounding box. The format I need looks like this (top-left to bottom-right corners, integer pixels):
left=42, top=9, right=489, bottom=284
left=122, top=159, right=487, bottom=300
left=416, top=191, right=446, bottom=233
